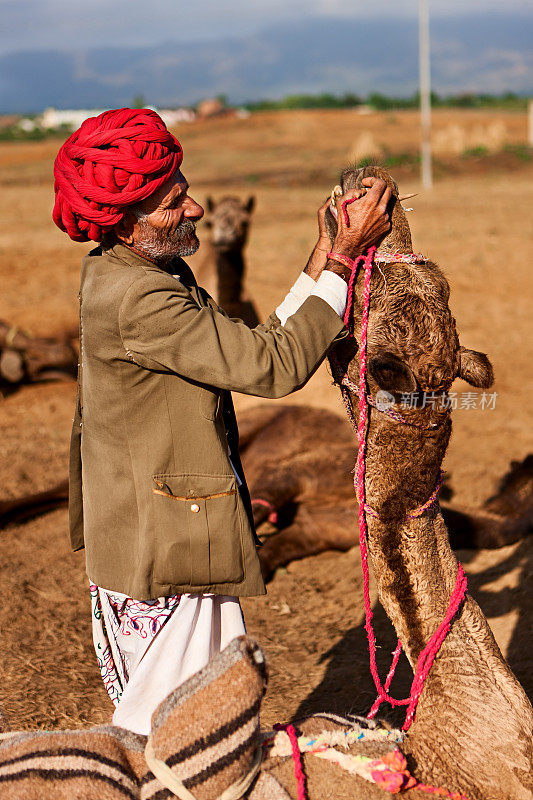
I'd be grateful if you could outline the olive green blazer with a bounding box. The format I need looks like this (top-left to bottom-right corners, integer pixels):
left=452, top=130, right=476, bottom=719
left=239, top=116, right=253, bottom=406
left=69, top=242, right=345, bottom=600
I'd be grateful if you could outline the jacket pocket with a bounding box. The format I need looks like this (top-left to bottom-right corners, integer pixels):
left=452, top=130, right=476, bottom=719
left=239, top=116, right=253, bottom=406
left=152, top=473, right=244, bottom=586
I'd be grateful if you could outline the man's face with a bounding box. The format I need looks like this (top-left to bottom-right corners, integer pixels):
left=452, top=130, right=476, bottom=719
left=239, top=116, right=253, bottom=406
left=130, top=170, right=204, bottom=263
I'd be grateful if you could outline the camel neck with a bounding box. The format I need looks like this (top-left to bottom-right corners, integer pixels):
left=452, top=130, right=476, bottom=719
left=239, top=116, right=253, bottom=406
left=363, top=410, right=533, bottom=797
left=363, top=412, right=458, bottom=665
left=215, top=249, right=245, bottom=306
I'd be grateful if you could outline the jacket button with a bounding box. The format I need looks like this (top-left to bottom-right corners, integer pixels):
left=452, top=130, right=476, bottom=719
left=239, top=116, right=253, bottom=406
left=190, top=503, right=200, bottom=513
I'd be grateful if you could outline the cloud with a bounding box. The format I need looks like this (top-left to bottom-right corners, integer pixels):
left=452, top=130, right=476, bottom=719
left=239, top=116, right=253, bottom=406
left=1, top=0, right=531, bottom=54
left=1, top=12, right=530, bottom=112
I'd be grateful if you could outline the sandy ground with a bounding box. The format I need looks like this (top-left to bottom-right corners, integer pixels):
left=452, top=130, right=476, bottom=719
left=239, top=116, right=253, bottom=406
left=0, top=109, right=531, bottom=731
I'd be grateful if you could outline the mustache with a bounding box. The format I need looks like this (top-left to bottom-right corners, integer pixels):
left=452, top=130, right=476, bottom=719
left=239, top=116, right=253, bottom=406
left=173, top=219, right=197, bottom=237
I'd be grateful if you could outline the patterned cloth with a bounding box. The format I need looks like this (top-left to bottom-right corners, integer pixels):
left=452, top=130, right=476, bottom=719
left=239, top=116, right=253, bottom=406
left=90, top=583, right=246, bottom=734
left=90, top=584, right=182, bottom=706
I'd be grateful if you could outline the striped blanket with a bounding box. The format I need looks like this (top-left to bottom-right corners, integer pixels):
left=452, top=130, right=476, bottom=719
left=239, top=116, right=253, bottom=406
left=0, top=636, right=289, bottom=800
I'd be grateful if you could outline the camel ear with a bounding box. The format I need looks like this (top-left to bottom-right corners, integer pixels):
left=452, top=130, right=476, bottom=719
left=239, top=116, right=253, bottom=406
left=458, top=347, right=494, bottom=388
left=206, top=196, right=214, bottom=213
left=367, top=352, right=417, bottom=394
left=245, top=195, right=255, bottom=214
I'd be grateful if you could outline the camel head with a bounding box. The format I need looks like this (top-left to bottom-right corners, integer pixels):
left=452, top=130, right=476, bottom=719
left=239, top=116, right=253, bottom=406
left=328, top=166, right=493, bottom=418
left=204, top=195, right=255, bottom=254
left=325, top=165, right=413, bottom=255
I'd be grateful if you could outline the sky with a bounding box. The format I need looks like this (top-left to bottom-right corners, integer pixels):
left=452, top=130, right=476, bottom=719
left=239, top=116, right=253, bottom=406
left=1, top=0, right=532, bottom=53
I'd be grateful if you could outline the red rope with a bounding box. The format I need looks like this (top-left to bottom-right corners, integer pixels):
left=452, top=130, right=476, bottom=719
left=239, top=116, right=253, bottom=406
left=251, top=497, right=279, bottom=525
left=270, top=721, right=469, bottom=798
left=273, top=723, right=307, bottom=800
left=339, top=247, right=467, bottom=731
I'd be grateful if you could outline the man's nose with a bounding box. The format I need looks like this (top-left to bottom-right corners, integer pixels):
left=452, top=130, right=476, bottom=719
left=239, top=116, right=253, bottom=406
left=185, top=199, right=204, bottom=221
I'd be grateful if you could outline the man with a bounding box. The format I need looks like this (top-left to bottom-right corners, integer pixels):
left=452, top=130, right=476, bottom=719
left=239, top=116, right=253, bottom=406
left=53, top=107, right=391, bottom=734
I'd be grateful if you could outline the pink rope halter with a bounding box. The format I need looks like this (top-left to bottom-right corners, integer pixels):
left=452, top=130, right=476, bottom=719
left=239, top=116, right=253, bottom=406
left=331, top=246, right=467, bottom=732
left=251, top=497, right=279, bottom=525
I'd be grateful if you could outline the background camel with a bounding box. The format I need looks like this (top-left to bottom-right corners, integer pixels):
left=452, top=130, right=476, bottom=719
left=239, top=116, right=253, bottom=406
left=1, top=405, right=531, bottom=570
left=0, top=320, right=77, bottom=391
left=194, top=195, right=260, bottom=327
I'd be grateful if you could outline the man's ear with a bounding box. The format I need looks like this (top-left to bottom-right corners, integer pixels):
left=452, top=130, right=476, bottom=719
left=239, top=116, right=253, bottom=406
left=367, top=352, right=417, bottom=394
left=245, top=195, right=255, bottom=214
left=114, top=211, right=136, bottom=245
left=458, top=347, right=494, bottom=388
left=206, top=196, right=214, bottom=213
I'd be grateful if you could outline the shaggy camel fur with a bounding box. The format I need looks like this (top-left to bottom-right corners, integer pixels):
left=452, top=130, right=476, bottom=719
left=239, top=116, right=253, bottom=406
left=0, top=321, right=77, bottom=389
left=196, top=195, right=260, bottom=327
left=238, top=405, right=532, bottom=578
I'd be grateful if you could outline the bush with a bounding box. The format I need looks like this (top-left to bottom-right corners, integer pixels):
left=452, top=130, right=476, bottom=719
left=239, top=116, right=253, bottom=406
left=244, top=91, right=528, bottom=113
left=462, top=146, right=489, bottom=158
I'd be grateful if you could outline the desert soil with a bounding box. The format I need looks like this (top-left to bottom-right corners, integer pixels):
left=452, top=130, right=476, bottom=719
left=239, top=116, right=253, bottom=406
left=0, top=108, right=531, bottom=731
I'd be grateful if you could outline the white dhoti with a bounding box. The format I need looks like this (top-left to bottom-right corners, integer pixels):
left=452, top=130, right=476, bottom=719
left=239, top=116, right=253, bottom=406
left=90, top=583, right=246, bottom=735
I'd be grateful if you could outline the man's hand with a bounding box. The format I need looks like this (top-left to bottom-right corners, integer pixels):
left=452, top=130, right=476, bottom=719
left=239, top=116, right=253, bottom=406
left=326, top=177, right=392, bottom=280
left=304, top=191, right=365, bottom=280
left=303, top=197, right=335, bottom=280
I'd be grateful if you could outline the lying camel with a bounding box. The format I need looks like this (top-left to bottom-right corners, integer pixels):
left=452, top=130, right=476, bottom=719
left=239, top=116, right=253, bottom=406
left=195, top=195, right=260, bottom=327
left=0, top=166, right=530, bottom=799
left=3, top=415, right=531, bottom=570
left=1, top=408, right=531, bottom=579
left=0, top=320, right=77, bottom=389
left=238, top=404, right=532, bottom=578
left=0, top=479, right=69, bottom=527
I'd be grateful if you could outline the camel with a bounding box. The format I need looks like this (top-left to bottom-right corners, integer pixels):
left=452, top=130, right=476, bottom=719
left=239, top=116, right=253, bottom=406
left=195, top=195, right=260, bottom=327
left=313, top=164, right=532, bottom=798
left=0, top=320, right=77, bottom=390
left=3, top=409, right=531, bottom=565
left=0, top=166, right=531, bottom=799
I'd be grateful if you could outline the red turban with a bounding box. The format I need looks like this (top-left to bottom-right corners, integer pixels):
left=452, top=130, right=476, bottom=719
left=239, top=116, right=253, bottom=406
left=53, top=108, right=183, bottom=242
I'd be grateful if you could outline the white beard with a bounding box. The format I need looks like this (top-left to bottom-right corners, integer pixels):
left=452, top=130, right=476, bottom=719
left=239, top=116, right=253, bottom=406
left=135, top=218, right=200, bottom=264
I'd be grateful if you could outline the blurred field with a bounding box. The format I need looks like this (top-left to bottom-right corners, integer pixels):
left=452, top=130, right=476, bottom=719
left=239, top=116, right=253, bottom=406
left=0, top=108, right=531, bottom=731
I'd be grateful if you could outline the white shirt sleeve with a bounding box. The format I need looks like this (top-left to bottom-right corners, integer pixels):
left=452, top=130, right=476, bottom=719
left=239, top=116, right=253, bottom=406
left=275, top=270, right=348, bottom=325
left=274, top=272, right=315, bottom=325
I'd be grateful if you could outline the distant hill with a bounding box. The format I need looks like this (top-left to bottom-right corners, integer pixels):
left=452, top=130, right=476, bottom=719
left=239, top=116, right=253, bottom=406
left=1, top=13, right=531, bottom=114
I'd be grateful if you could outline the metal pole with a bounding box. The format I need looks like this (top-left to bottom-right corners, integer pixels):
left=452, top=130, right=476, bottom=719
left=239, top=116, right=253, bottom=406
left=419, top=0, right=433, bottom=188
